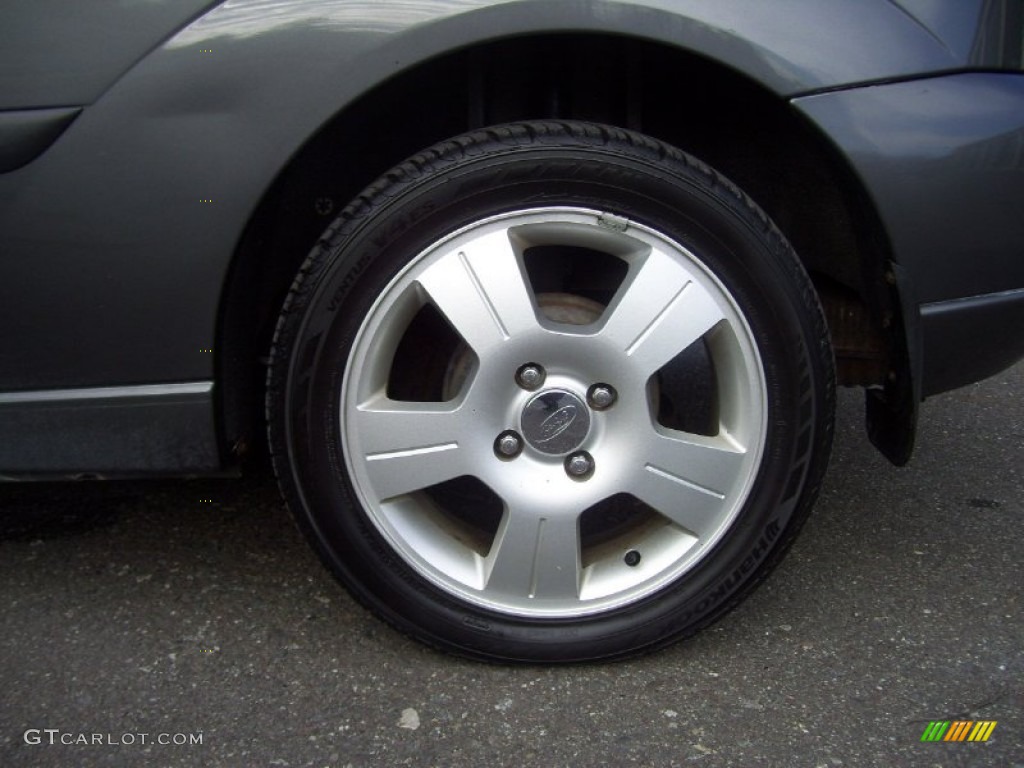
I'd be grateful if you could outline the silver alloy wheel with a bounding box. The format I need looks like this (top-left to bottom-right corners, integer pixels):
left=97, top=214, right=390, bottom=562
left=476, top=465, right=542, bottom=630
left=340, top=207, right=767, bottom=618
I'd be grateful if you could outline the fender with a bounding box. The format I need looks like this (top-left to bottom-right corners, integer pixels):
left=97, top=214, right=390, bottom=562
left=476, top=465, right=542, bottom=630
left=0, top=0, right=1005, bottom=475
left=0, top=0, right=968, bottom=392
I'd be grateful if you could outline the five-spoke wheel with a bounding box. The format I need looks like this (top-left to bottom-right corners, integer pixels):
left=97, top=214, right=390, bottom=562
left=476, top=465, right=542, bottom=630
left=268, top=122, right=834, bottom=661
left=341, top=208, right=766, bottom=617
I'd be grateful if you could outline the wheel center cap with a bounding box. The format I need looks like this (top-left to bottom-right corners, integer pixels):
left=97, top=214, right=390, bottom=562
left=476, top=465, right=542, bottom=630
left=521, top=389, right=591, bottom=455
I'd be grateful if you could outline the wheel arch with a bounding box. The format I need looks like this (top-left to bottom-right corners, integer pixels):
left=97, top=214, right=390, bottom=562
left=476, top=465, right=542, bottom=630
left=217, top=31, right=909, bottom=464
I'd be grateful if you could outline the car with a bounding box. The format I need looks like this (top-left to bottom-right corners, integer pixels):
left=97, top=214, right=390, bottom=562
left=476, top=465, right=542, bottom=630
left=1, top=0, right=1022, bottom=662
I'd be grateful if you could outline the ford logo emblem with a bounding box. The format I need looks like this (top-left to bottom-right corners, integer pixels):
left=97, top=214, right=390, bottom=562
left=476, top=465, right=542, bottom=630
left=538, top=405, right=578, bottom=443
left=521, top=389, right=591, bottom=455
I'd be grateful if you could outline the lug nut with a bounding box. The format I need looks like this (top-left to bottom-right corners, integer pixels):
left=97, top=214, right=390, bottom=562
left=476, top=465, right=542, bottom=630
left=515, top=363, right=546, bottom=391
left=495, top=431, right=523, bottom=459
left=624, top=550, right=642, bottom=567
left=587, top=384, right=617, bottom=410
left=564, top=451, right=594, bottom=478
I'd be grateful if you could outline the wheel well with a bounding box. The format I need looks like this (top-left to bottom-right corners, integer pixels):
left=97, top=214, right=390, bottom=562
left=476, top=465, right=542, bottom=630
left=218, top=33, right=896, bottom=459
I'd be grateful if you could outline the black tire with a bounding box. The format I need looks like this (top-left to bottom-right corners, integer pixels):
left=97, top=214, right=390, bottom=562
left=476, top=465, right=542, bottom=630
left=267, top=121, right=834, bottom=662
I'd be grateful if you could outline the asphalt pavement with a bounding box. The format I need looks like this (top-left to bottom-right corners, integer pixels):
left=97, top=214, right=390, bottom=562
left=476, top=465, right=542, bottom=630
left=1, top=364, right=1021, bottom=767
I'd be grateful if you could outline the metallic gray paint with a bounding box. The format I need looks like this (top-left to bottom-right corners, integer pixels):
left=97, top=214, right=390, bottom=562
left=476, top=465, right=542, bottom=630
left=0, top=0, right=223, bottom=108
left=0, top=0, right=1022, bottom=473
left=0, top=0, right=989, bottom=390
left=920, top=288, right=1024, bottom=395
left=793, top=73, right=1024, bottom=304
left=891, top=0, right=1023, bottom=70
left=161, top=0, right=963, bottom=95
left=0, top=108, right=81, bottom=172
left=0, top=382, right=218, bottom=475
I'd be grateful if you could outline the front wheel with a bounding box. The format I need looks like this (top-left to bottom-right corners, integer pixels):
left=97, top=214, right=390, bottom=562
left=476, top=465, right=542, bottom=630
left=267, top=122, right=834, bottom=662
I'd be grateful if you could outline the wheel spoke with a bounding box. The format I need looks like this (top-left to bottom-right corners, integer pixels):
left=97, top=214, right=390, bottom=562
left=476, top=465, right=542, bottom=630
left=600, top=247, right=724, bottom=375
left=415, top=227, right=538, bottom=355
left=484, top=507, right=581, bottom=601
left=630, top=431, right=747, bottom=538
left=354, top=399, right=471, bottom=499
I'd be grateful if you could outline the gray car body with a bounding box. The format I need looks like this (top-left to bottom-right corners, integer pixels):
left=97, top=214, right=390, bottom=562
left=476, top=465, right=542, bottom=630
left=1, top=0, right=1022, bottom=475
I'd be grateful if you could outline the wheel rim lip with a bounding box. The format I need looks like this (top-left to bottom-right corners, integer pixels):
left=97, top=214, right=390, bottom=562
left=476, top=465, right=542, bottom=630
left=339, top=206, right=768, bottom=618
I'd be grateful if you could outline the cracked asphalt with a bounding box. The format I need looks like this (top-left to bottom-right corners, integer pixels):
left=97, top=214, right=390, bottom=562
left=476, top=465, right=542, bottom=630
left=0, top=363, right=1021, bottom=767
